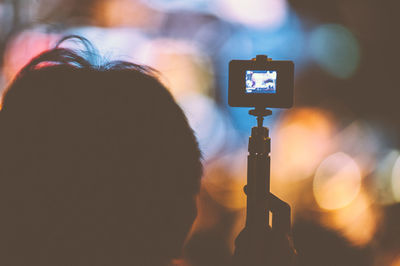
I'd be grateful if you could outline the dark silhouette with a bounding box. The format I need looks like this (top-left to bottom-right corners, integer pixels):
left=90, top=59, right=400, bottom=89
left=233, top=192, right=296, bottom=266
left=292, top=219, right=372, bottom=266
left=0, top=37, right=202, bottom=266
left=184, top=229, right=233, bottom=266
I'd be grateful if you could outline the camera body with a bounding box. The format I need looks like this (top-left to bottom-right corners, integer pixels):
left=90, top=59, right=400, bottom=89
left=228, top=56, right=294, bottom=108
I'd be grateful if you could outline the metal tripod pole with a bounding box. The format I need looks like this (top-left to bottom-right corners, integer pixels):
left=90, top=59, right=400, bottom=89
left=246, top=108, right=272, bottom=265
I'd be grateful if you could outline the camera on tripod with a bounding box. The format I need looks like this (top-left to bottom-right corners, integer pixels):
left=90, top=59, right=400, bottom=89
left=228, top=55, right=294, bottom=108
left=228, top=55, right=296, bottom=266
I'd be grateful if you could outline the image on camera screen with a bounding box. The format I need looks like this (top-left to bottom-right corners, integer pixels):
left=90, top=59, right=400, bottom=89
left=245, top=70, right=277, bottom=94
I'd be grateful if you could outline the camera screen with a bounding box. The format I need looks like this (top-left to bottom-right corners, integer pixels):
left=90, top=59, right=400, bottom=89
left=245, top=70, right=277, bottom=94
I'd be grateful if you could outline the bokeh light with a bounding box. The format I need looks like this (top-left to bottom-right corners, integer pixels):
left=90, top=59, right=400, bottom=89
left=392, top=155, right=400, bottom=202
left=68, top=26, right=150, bottom=64
left=375, top=150, right=400, bottom=204
left=309, top=24, right=360, bottom=79
left=335, top=121, right=382, bottom=176
left=322, top=191, right=378, bottom=246
left=179, top=93, right=229, bottom=160
left=141, top=0, right=210, bottom=13
left=94, top=0, right=159, bottom=27
left=214, top=0, right=288, bottom=29
left=392, top=256, right=400, bottom=266
left=272, top=108, right=337, bottom=182
left=202, top=149, right=247, bottom=210
left=2, top=30, right=59, bottom=84
left=313, top=152, right=362, bottom=210
left=139, top=38, right=213, bottom=98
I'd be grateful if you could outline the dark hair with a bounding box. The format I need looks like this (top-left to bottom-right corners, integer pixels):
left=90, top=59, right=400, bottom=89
left=0, top=37, right=202, bottom=266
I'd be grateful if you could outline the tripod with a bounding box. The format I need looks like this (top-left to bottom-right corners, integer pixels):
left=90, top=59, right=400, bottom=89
left=234, top=107, right=293, bottom=266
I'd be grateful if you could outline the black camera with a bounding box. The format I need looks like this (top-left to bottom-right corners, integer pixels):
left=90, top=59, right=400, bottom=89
left=228, top=55, right=294, bottom=108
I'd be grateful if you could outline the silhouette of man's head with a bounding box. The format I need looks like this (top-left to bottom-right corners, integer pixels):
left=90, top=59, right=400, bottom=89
left=0, top=38, right=202, bottom=266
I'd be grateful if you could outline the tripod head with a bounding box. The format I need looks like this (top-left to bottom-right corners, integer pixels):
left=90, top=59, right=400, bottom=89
left=249, top=107, right=272, bottom=128
left=247, top=107, right=271, bottom=159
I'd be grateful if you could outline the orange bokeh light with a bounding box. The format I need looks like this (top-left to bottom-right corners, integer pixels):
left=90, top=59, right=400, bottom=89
left=272, top=107, right=337, bottom=183
left=3, top=31, right=59, bottom=84
left=313, top=152, right=362, bottom=210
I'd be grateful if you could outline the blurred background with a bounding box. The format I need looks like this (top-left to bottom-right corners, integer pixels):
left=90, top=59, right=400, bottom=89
left=0, top=0, right=399, bottom=265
